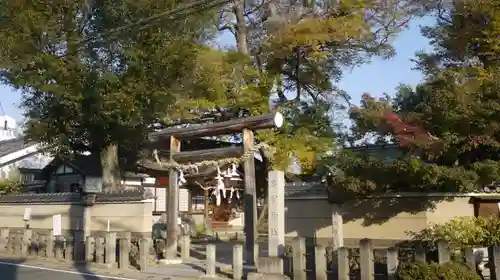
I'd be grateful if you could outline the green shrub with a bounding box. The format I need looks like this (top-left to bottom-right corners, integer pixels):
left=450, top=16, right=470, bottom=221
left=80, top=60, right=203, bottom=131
left=396, top=262, right=480, bottom=280
left=195, top=223, right=206, bottom=237
left=408, top=216, right=500, bottom=248
left=0, top=179, right=23, bottom=195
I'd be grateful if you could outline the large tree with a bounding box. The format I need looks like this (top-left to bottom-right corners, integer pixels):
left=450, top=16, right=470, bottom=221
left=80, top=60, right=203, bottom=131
left=330, top=0, right=500, bottom=196
left=212, top=0, right=427, bottom=171
left=0, top=0, right=219, bottom=190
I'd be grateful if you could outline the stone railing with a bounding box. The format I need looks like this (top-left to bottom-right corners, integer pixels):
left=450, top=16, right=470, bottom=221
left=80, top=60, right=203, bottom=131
left=1, top=228, right=496, bottom=280
left=179, top=236, right=495, bottom=280
left=0, top=228, right=151, bottom=271
left=276, top=238, right=491, bottom=280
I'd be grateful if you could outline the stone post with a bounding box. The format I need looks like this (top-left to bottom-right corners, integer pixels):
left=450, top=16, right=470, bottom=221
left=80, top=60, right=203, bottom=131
left=233, top=244, right=243, bottom=280
left=268, top=171, right=285, bottom=257
left=83, top=206, right=92, bottom=238
left=46, top=231, right=54, bottom=258
left=105, top=232, right=117, bottom=267
left=55, top=236, right=64, bottom=260
left=139, top=238, right=149, bottom=272
left=96, top=236, right=105, bottom=264
left=253, top=243, right=259, bottom=265
left=85, top=236, right=94, bottom=262
left=464, top=247, right=475, bottom=270
left=414, top=243, right=426, bottom=263
left=13, top=233, right=21, bottom=255
left=65, top=235, right=74, bottom=261
left=292, top=237, right=306, bottom=280
left=181, top=235, right=190, bottom=260
left=437, top=240, right=450, bottom=264
left=386, top=247, right=399, bottom=280
left=331, top=204, right=344, bottom=249
left=360, top=239, right=374, bottom=280
left=119, top=238, right=130, bottom=270
left=206, top=244, right=216, bottom=277
left=21, top=229, right=32, bottom=256
left=39, top=235, right=47, bottom=257
left=0, top=229, right=9, bottom=252
left=337, top=247, right=350, bottom=280
left=315, top=245, right=327, bottom=280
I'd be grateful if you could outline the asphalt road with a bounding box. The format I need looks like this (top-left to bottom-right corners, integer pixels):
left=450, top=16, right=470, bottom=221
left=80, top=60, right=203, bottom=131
left=0, top=261, right=140, bottom=280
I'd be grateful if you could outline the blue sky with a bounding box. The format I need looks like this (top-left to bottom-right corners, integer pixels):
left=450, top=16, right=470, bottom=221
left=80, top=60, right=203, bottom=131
left=0, top=16, right=433, bottom=122
left=338, top=16, right=433, bottom=104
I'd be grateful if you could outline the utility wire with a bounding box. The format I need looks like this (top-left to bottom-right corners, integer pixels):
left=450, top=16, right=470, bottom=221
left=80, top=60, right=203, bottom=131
left=75, top=0, right=231, bottom=50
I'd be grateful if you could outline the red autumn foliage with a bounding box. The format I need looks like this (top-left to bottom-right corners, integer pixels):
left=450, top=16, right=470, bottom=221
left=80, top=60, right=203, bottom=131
left=381, top=111, right=433, bottom=147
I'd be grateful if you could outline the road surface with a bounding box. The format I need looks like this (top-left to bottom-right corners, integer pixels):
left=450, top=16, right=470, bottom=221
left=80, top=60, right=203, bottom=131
left=0, top=261, right=140, bottom=280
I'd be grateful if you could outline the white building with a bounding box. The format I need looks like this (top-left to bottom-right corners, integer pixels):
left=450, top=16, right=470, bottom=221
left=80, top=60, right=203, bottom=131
left=0, top=115, right=53, bottom=184
left=0, top=115, right=17, bottom=141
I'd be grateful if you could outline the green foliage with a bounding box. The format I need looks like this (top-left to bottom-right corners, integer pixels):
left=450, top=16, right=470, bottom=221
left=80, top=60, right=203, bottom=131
left=409, top=216, right=500, bottom=248
left=166, top=49, right=271, bottom=120
left=327, top=151, right=491, bottom=196
left=328, top=0, right=500, bottom=194
left=396, top=262, right=480, bottom=280
left=214, top=0, right=426, bottom=172
left=0, top=0, right=427, bottom=181
left=261, top=99, right=339, bottom=171
left=0, top=0, right=218, bottom=151
left=0, top=178, right=23, bottom=195
left=0, top=0, right=222, bottom=189
left=195, top=224, right=206, bottom=237
left=0, top=169, right=23, bottom=195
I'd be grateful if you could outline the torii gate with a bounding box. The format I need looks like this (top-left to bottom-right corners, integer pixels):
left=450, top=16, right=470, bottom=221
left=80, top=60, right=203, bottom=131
left=147, top=112, right=284, bottom=264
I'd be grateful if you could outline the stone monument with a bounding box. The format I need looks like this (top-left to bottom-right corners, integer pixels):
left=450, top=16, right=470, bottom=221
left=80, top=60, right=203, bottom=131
left=268, top=170, right=285, bottom=257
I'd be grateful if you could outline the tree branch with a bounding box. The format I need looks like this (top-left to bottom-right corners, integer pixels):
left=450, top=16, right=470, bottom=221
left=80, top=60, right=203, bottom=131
left=218, top=23, right=236, bottom=35
left=243, top=0, right=266, bottom=17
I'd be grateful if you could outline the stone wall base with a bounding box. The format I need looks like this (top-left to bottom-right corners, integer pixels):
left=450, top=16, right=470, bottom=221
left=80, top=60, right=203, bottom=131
left=247, top=272, right=291, bottom=280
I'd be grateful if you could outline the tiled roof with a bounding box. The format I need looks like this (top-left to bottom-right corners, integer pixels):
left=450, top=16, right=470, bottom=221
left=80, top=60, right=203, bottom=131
left=285, top=182, right=327, bottom=198
left=0, top=137, right=36, bottom=158
left=0, top=190, right=151, bottom=204
left=42, top=154, right=145, bottom=178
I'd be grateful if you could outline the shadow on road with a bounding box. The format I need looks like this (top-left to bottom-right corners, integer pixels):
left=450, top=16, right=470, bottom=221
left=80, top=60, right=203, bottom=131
left=0, top=258, right=23, bottom=280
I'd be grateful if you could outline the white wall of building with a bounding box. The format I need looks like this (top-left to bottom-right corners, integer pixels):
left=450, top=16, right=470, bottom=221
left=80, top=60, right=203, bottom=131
left=0, top=115, right=18, bottom=141
left=0, top=151, right=53, bottom=180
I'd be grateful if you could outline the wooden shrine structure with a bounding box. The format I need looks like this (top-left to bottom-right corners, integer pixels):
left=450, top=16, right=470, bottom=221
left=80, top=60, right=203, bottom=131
left=140, top=112, right=284, bottom=263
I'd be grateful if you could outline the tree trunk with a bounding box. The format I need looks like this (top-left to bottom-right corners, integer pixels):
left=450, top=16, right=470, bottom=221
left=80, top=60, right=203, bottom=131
left=233, top=0, right=249, bottom=55
left=100, top=143, right=122, bottom=192
left=257, top=202, right=268, bottom=229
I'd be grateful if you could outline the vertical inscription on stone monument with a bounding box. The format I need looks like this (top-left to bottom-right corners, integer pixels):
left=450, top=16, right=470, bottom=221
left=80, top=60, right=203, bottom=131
left=268, top=171, right=285, bottom=257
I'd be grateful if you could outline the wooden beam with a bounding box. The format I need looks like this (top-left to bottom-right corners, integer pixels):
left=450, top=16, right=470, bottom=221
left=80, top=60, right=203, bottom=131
left=149, top=112, right=283, bottom=141
left=173, top=147, right=243, bottom=163
left=138, top=147, right=243, bottom=170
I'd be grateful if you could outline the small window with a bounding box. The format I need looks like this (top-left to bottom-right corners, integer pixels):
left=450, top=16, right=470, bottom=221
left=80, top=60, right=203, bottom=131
left=21, top=174, right=34, bottom=184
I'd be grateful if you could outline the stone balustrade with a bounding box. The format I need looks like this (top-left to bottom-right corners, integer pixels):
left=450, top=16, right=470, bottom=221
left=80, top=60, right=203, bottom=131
left=0, top=228, right=150, bottom=271
left=0, top=228, right=495, bottom=280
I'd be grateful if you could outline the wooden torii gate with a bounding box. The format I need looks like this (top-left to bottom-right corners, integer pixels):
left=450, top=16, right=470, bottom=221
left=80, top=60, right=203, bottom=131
left=147, top=112, right=284, bottom=263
